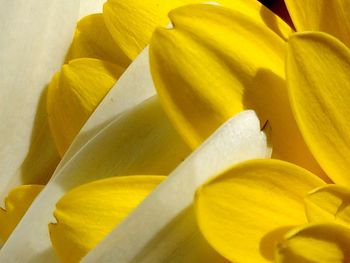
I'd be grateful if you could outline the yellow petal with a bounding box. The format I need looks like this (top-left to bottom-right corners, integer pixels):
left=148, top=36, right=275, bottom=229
left=0, top=0, right=78, bottom=204
left=305, top=185, right=350, bottom=228
left=49, top=176, right=164, bottom=263
left=150, top=4, right=325, bottom=178
left=285, top=0, right=350, bottom=47
left=195, top=159, right=325, bottom=263
left=0, top=185, right=43, bottom=242
left=287, top=32, right=350, bottom=186
left=0, top=96, right=192, bottom=263
left=47, top=58, right=124, bottom=156
left=276, top=223, right=350, bottom=263
left=82, top=110, right=270, bottom=262
left=54, top=48, right=155, bottom=168
left=103, top=0, right=292, bottom=61
left=103, top=0, right=175, bottom=60
left=66, top=14, right=131, bottom=67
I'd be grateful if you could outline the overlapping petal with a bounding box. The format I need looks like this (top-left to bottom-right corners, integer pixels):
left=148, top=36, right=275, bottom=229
left=195, top=159, right=324, bottom=263
left=0, top=0, right=78, bottom=201
left=82, top=110, right=271, bottom=262
left=305, top=185, right=350, bottom=228
left=47, top=58, right=124, bottom=156
left=66, top=14, right=130, bottom=67
left=276, top=223, right=350, bottom=263
left=50, top=176, right=164, bottom=263
left=104, top=0, right=292, bottom=61
left=287, top=32, right=350, bottom=186
left=150, top=4, right=324, bottom=177
left=103, top=0, right=186, bottom=60
left=0, top=185, right=43, bottom=242
left=0, top=97, right=191, bottom=262
left=285, top=0, right=350, bottom=46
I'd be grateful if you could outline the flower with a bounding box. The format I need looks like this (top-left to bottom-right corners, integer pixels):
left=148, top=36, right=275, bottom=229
left=2, top=0, right=349, bottom=262
left=0, top=0, right=259, bottom=261
left=76, top=2, right=350, bottom=262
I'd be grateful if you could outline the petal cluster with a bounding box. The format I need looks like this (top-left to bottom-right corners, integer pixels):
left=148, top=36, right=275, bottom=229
left=2, top=0, right=350, bottom=262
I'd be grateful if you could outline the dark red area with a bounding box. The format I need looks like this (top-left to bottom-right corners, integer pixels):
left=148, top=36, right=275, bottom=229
left=258, top=0, right=294, bottom=28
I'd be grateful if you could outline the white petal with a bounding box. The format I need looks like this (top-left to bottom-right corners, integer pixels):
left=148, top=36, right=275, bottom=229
left=82, top=110, right=271, bottom=262
left=78, top=0, right=106, bottom=19
left=0, top=95, right=191, bottom=262
left=0, top=0, right=79, bottom=201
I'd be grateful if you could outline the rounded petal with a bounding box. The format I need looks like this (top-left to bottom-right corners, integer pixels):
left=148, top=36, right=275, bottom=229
left=49, top=175, right=165, bottom=263
left=285, top=0, right=350, bottom=47
left=66, top=14, right=131, bottom=67
left=0, top=97, right=191, bottom=263
left=305, top=185, right=350, bottom=228
left=47, top=58, right=124, bottom=156
left=0, top=185, right=43, bottom=242
left=103, top=0, right=185, bottom=60
left=103, top=0, right=292, bottom=60
left=276, top=223, right=350, bottom=263
left=82, top=110, right=270, bottom=262
left=150, top=4, right=324, bottom=177
left=195, top=159, right=325, bottom=263
left=287, top=32, right=350, bottom=186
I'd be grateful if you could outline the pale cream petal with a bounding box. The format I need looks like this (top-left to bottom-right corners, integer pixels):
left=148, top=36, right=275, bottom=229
left=82, top=110, right=271, bottom=262
left=0, top=0, right=79, bottom=203
left=0, top=96, right=190, bottom=262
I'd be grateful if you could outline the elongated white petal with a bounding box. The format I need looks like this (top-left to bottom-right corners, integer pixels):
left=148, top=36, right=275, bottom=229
left=0, top=96, right=190, bottom=262
left=79, top=0, right=106, bottom=18
left=0, top=0, right=79, bottom=201
left=0, top=48, right=155, bottom=260
left=82, top=110, right=271, bottom=262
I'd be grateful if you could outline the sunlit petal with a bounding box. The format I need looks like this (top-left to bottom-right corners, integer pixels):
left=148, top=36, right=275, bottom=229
left=195, top=159, right=324, bottom=263
left=287, top=31, right=350, bottom=186
left=150, top=4, right=324, bottom=177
